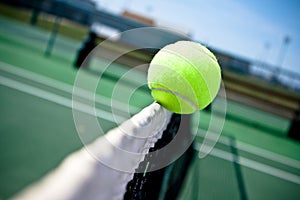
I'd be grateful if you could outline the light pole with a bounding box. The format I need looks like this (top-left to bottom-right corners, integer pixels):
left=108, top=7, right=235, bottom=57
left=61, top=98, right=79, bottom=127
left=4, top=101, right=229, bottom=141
left=277, top=36, right=291, bottom=74
left=271, top=36, right=290, bottom=83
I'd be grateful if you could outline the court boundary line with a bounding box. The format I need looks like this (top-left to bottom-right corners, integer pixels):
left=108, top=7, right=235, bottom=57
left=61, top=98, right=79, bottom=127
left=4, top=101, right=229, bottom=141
left=0, top=61, right=140, bottom=114
left=0, top=75, right=126, bottom=123
left=1, top=61, right=299, bottom=167
left=0, top=61, right=300, bottom=181
left=197, top=131, right=300, bottom=170
left=1, top=75, right=300, bottom=185
left=194, top=143, right=300, bottom=185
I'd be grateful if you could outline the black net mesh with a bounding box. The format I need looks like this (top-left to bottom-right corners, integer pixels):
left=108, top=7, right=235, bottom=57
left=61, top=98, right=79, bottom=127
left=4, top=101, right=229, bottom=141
left=123, top=114, right=195, bottom=200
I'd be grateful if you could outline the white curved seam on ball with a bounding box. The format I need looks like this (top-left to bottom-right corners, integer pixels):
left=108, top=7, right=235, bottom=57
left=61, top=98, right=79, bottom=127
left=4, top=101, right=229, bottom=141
left=151, top=87, right=198, bottom=110
left=159, top=47, right=219, bottom=100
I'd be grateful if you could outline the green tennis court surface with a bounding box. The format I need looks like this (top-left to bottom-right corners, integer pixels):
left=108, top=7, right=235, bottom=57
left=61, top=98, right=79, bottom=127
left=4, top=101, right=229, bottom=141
left=1, top=16, right=300, bottom=199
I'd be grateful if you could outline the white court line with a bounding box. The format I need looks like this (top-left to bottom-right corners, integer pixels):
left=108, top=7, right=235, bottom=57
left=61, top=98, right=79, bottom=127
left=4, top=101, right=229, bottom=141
left=0, top=75, right=127, bottom=123
left=237, top=140, right=300, bottom=170
left=1, top=74, right=300, bottom=184
left=194, top=143, right=300, bottom=185
left=0, top=61, right=140, bottom=114
left=1, top=62, right=300, bottom=172
left=197, top=131, right=300, bottom=170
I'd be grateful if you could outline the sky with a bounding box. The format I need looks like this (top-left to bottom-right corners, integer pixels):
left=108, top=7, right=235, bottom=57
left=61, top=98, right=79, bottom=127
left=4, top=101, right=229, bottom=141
left=92, top=0, right=300, bottom=75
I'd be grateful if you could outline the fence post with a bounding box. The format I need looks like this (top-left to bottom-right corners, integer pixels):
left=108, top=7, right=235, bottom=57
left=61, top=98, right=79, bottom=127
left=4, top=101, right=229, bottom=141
left=288, top=101, right=300, bottom=141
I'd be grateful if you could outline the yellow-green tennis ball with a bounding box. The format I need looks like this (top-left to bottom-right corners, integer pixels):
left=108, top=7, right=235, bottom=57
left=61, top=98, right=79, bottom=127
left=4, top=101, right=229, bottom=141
left=147, top=41, right=221, bottom=114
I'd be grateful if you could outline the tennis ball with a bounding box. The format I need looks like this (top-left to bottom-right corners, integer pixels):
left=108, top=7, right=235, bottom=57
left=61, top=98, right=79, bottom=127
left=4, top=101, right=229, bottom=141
left=147, top=41, right=221, bottom=114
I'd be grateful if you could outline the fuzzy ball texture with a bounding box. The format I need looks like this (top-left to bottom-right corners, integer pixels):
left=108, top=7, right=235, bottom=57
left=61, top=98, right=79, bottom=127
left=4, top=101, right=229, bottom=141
left=147, top=41, right=221, bottom=114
